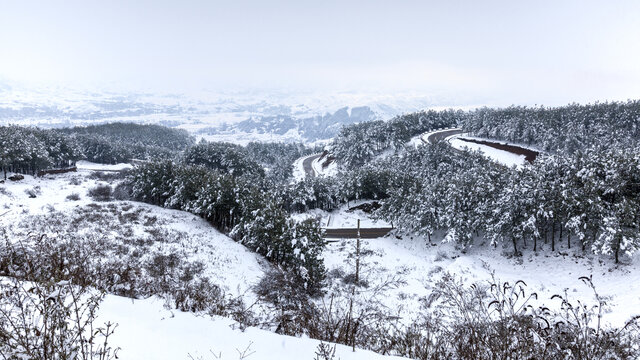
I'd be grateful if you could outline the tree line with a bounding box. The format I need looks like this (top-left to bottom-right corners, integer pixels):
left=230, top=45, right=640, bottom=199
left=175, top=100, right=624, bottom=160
left=332, top=100, right=640, bottom=169
left=0, top=123, right=194, bottom=178
left=306, top=100, right=640, bottom=263
left=125, top=142, right=326, bottom=294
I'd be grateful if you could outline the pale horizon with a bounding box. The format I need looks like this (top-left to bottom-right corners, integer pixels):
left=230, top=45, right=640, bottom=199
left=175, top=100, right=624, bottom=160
left=2, top=0, right=640, bottom=107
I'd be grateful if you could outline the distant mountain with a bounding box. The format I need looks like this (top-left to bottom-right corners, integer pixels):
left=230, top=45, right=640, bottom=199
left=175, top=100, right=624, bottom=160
left=0, top=82, right=484, bottom=143
left=200, top=106, right=379, bottom=142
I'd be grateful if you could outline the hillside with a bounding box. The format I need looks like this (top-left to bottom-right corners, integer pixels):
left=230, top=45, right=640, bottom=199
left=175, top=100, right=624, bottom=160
left=2, top=100, right=640, bottom=359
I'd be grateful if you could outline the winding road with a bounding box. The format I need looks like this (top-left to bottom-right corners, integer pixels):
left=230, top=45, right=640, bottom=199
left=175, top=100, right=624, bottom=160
left=318, top=129, right=464, bottom=240
left=302, top=154, right=321, bottom=178
left=317, top=128, right=540, bottom=240
left=424, top=128, right=464, bottom=144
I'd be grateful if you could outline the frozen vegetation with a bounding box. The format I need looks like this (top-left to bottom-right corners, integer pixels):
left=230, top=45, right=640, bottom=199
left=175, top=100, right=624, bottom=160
left=2, top=100, right=640, bottom=359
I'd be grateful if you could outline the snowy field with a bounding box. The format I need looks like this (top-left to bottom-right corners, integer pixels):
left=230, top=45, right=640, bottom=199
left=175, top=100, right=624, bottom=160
left=2, top=168, right=639, bottom=358
left=98, top=294, right=401, bottom=360
left=293, top=201, right=391, bottom=229
left=323, top=232, right=640, bottom=328
left=296, top=198, right=640, bottom=327
left=0, top=170, right=265, bottom=299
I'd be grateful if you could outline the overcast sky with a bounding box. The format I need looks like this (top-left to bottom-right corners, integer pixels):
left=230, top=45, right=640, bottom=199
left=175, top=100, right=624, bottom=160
left=1, top=0, right=640, bottom=105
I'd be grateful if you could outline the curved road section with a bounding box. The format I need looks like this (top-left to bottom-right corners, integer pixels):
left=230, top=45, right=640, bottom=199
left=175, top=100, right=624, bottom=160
left=302, top=154, right=321, bottom=178
left=424, top=128, right=464, bottom=144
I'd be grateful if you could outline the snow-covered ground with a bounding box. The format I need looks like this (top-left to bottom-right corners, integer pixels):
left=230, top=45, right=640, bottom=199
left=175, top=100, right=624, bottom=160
left=289, top=200, right=640, bottom=328
left=293, top=201, right=391, bottom=229
left=76, top=160, right=133, bottom=171
left=311, top=154, right=338, bottom=178
left=98, top=294, right=401, bottom=360
left=291, top=154, right=309, bottom=182
left=0, top=171, right=265, bottom=299
left=447, top=134, right=528, bottom=168
left=2, top=167, right=639, bottom=358
left=0, top=170, right=408, bottom=358
left=322, top=230, right=640, bottom=328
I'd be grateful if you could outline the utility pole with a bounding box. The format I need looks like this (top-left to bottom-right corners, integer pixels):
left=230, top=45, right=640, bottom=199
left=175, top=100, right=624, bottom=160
left=351, top=218, right=361, bottom=352
left=355, top=219, right=361, bottom=286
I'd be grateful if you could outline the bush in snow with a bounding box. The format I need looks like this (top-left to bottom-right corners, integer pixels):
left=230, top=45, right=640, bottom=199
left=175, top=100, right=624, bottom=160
left=112, top=182, right=132, bottom=200
left=88, top=184, right=112, bottom=202
left=0, top=236, right=119, bottom=359
left=233, top=201, right=326, bottom=295
left=422, top=274, right=640, bottom=359
left=255, top=268, right=317, bottom=336
left=66, top=192, right=81, bottom=201
left=24, top=187, right=39, bottom=198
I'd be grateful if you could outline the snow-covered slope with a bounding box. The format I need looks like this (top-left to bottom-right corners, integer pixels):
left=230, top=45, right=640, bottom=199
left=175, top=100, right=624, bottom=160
left=0, top=170, right=265, bottom=298
left=291, top=202, right=640, bottom=328
left=98, top=294, right=401, bottom=360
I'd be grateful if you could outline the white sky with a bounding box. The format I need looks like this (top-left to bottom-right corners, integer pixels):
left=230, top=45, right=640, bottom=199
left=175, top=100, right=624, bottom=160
left=1, top=0, right=640, bottom=105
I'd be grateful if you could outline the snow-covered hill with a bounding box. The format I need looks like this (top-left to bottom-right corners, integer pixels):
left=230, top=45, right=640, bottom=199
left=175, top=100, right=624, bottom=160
left=2, top=161, right=639, bottom=357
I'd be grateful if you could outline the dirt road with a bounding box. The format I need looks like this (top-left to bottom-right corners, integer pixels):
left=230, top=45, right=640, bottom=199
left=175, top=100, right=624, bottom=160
left=323, top=227, right=393, bottom=239
left=457, top=137, right=539, bottom=163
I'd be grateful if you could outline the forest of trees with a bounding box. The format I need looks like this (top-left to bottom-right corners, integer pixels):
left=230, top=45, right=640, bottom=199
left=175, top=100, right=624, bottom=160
left=0, top=123, right=194, bottom=178
left=3, top=100, right=640, bottom=272
left=332, top=109, right=462, bottom=168
left=3, top=102, right=640, bottom=358
left=59, top=122, right=194, bottom=164
left=126, top=158, right=326, bottom=294
left=0, top=125, right=83, bottom=178
left=461, top=101, right=640, bottom=153
left=332, top=100, right=640, bottom=169
left=316, top=101, right=640, bottom=263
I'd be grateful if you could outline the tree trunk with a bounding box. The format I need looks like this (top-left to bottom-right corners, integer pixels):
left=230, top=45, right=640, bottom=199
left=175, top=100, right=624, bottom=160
left=558, top=224, right=562, bottom=250
left=567, top=232, right=571, bottom=249
left=512, top=237, right=519, bottom=256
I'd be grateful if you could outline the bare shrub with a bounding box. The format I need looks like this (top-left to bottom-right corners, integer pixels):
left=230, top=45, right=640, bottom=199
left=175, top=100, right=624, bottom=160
left=112, top=182, right=132, bottom=200
left=314, top=342, right=337, bottom=360
left=0, top=187, right=11, bottom=197
left=426, top=274, right=640, bottom=359
left=69, top=176, right=83, bottom=185
left=24, top=186, right=41, bottom=198
left=253, top=268, right=640, bottom=359
left=66, top=192, right=81, bottom=201
left=255, top=268, right=316, bottom=336
left=88, top=184, right=112, bottom=201
left=89, top=171, right=126, bottom=182
left=0, top=235, right=119, bottom=359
